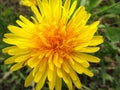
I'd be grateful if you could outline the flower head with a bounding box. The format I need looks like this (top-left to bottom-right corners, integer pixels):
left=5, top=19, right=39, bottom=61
left=3, top=0, right=103, bottom=90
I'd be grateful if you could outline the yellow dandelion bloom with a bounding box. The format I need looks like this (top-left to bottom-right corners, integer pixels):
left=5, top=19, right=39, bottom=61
left=3, top=0, right=103, bottom=90
left=21, top=0, right=37, bottom=7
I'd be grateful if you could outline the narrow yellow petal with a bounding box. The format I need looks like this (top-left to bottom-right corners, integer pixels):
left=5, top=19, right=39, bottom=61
left=10, top=62, right=24, bottom=71
left=48, top=69, right=53, bottom=81
left=8, top=47, right=30, bottom=55
left=31, top=5, right=42, bottom=23
left=68, top=0, right=77, bottom=17
left=71, top=55, right=84, bottom=63
left=34, top=70, right=44, bottom=83
left=68, top=6, right=86, bottom=28
left=62, top=70, right=72, bottom=90
left=3, top=38, right=29, bottom=48
left=83, top=68, right=94, bottom=77
left=36, top=68, right=47, bottom=90
left=66, top=55, right=75, bottom=65
left=53, top=0, right=62, bottom=21
left=24, top=70, right=34, bottom=87
left=80, top=61, right=90, bottom=68
left=34, top=59, right=47, bottom=82
left=32, top=65, right=39, bottom=76
left=67, top=65, right=78, bottom=81
left=74, top=42, right=89, bottom=51
left=68, top=60, right=84, bottom=74
left=62, top=61, right=70, bottom=73
left=64, top=0, right=70, bottom=12
left=89, top=36, right=104, bottom=46
left=62, top=61, right=81, bottom=88
left=38, top=58, right=47, bottom=72
left=57, top=68, right=63, bottom=78
left=16, top=20, right=26, bottom=28
left=53, top=53, right=61, bottom=68
left=48, top=69, right=57, bottom=90
left=4, top=56, right=17, bottom=64
left=48, top=55, right=54, bottom=71
left=88, top=21, right=100, bottom=36
left=79, top=53, right=100, bottom=63
left=2, top=46, right=16, bottom=53
left=19, top=15, right=34, bottom=27
left=69, top=68, right=82, bottom=89
left=15, top=54, right=30, bottom=62
left=72, top=79, right=82, bottom=89
left=31, top=16, right=38, bottom=24
left=7, top=25, right=32, bottom=38
left=79, top=47, right=100, bottom=53
left=27, top=57, right=40, bottom=68
left=55, top=76, right=62, bottom=90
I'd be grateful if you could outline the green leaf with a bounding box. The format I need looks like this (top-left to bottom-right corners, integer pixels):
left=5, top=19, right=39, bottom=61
left=105, top=27, right=120, bottom=42
left=87, top=0, right=102, bottom=11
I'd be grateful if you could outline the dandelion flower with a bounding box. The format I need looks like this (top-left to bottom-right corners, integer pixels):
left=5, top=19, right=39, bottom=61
left=3, top=0, right=103, bottom=90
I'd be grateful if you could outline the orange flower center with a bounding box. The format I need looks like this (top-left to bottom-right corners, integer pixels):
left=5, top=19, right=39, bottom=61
left=32, top=22, right=74, bottom=57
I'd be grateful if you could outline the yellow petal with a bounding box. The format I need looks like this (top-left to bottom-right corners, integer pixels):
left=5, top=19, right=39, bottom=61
left=48, top=68, right=57, bottom=90
left=3, top=38, right=29, bottom=48
left=36, top=67, right=47, bottom=90
left=4, top=56, right=17, bottom=64
left=52, top=0, right=62, bottom=21
left=31, top=5, right=42, bottom=23
left=34, top=59, right=47, bottom=82
left=19, top=15, right=34, bottom=27
left=55, top=76, right=62, bottom=90
left=74, top=42, right=89, bottom=51
left=79, top=47, right=100, bottom=53
left=83, top=68, right=94, bottom=77
left=71, top=55, right=84, bottom=63
left=21, top=0, right=35, bottom=7
left=68, top=0, right=77, bottom=17
left=64, top=0, right=70, bottom=12
left=69, top=68, right=82, bottom=89
left=27, top=57, right=40, bottom=68
left=89, top=36, right=104, bottom=46
left=68, top=60, right=84, bottom=74
left=88, top=21, right=100, bottom=36
left=79, top=53, right=100, bottom=63
left=10, top=62, right=24, bottom=71
left=53, top=53, right=61, bottom=68
left=8, top=47, right=30, bottom=55
left=16, top=20, right=26, bottom=28
left=57, top=68, right=63, bottom=78
left=62, top=70, right=72, bottom=90
left=66, top=55, right=75, bottom=65
left=68, top=6, right=87, bottom=28
left=24, top=70, right=34, bottom=87
left=48, top=69, right=53, bottom=81
left=32, top=65, right=39, bottom=76
left=62, top=61, right=70, bottom=73
left=7, top=25, right=32, bottom=38
left=15, top=54, right=30, bottom=62
left=2, top=46, right=16, bottom=53
left=48, top=55, right=54, bottom=71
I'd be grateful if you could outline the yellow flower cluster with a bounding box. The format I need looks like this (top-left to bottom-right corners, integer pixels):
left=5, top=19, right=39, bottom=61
left=3, top=0, right=103, bottom=90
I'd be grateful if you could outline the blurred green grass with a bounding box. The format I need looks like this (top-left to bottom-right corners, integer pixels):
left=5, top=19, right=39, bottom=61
left=0, top=0, right=120, bottom=90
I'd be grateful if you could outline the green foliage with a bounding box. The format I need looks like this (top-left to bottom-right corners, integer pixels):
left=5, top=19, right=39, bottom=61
left=0, top=0, right=120, bottom=90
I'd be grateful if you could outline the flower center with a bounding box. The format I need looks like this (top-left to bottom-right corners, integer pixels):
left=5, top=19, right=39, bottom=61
left=33, top=22, right=74, bottom=56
